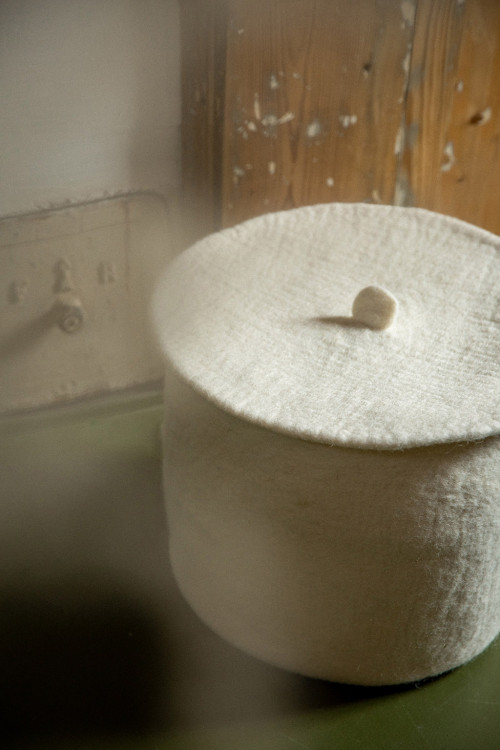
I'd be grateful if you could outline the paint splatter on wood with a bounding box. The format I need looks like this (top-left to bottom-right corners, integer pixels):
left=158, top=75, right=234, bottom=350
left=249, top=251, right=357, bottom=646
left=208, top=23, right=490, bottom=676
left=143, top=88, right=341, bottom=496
left=181, top=0, right=500, bottom=237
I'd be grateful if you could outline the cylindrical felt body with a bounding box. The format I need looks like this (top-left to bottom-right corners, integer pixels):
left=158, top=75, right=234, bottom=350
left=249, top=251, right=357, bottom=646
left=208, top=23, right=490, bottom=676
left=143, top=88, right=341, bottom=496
left=162, top=366, right=500, bottom=686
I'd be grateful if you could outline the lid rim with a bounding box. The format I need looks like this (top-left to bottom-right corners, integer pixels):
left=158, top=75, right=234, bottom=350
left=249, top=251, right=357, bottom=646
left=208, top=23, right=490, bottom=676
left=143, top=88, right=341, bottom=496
left=163, top=358, right=500, bottom=451
left=152, top=203, right=500, bottom=450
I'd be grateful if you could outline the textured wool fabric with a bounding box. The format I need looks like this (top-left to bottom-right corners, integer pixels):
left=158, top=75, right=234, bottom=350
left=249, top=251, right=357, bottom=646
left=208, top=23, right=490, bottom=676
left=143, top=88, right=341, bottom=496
left=152, top=203, right=500, bottom=449
left=152, top=203, right=500, bottom=685
left=162, top=366, right=500, bottom=686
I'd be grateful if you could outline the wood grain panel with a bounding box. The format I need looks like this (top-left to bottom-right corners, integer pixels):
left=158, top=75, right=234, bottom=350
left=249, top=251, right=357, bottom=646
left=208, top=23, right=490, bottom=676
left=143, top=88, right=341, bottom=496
left=221, top=0, right=414, bottom=227
left=180, top=0, right=500, bottom=237
left=180, top=0, right=227, bottom=243
left=402, top=0, right=500, bottom=233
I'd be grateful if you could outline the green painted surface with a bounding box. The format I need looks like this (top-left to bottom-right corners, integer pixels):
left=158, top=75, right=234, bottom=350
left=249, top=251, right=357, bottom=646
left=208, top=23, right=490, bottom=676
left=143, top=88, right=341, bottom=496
left=1, top=394, right=498, bottom=749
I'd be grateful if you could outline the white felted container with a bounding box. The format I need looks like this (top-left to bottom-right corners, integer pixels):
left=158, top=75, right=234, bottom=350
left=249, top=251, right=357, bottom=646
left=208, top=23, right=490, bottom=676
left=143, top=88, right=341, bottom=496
left=152, top=203, right=500, bottom=686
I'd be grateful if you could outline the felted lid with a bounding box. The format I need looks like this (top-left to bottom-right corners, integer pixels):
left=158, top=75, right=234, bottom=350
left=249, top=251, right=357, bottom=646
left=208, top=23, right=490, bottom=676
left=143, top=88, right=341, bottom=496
left=152, top=203, right=500, bottom=449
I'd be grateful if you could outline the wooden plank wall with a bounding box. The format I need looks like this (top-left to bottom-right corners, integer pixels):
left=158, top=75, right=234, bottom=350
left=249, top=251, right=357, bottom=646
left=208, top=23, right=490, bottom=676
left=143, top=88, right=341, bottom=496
left=181, top=0, right=500, bottom=242
left=403, top=0, right=500, bottom=231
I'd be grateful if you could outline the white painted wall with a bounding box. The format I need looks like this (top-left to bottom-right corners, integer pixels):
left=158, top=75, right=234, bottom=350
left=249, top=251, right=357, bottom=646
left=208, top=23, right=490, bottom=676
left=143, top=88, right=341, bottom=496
left=0, top=0, right=181, bottom=217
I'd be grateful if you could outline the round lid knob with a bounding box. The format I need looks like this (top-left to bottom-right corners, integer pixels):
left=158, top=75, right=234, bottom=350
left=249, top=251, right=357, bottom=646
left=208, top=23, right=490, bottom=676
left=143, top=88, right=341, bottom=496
left=352, top=286, right=398, bottom=330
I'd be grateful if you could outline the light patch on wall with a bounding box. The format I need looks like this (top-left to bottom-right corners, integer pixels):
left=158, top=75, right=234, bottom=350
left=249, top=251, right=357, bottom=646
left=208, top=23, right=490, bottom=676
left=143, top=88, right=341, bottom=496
left=0, top=0, right=181, bottom=217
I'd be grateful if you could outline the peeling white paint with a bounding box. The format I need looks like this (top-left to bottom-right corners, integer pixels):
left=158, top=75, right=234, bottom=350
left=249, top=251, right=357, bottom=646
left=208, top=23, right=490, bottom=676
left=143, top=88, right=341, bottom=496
left=474, top=106, right=492, bottom=125
left=306, top=120, right=322, bottom=138
left=292, top=72, right=302, bottom=80
left=339, top=114, right=358, bottom=128
left=278, top=112, right=295, bottom=124
left=401, top=0, right=416, bottom=26
left=372, top=189, right=382, bottom=203
left=237, top=28, right=245, bottom=35
left=253, top=93, right=261, bottom=121
left=456, top=80, right=464, bottom=93
left=394, top=125, right=405, bottom=155
left=482, top=106, right=492, bottom=123
left=440, top=142, right=455, bottom=172
left=268, top=161, right=276, bottom=176
left=262, top=114, right=279, bottom=127
left=402, top=50, right=411, bottom=75
left=269, top=74, right=280, bottom=90
left=326, top=177, right=334, bottom=187
left=244, top=111, right=295, bottom=133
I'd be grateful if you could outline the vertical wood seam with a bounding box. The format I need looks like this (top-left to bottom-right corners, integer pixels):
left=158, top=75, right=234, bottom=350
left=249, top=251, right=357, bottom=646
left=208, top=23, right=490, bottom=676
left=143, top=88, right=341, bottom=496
left=394, top=0, right=419, bottom=207
left=211, top=0, right=229, bottom=233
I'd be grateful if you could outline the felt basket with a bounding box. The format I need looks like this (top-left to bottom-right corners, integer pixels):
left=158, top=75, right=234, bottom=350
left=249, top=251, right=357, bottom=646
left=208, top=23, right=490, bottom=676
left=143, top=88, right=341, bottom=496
left=152, top=203, right=500, bottom=685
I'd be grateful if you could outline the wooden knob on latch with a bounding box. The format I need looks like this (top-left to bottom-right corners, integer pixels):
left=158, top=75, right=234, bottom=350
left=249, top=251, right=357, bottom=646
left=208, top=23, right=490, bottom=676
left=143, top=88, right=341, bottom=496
left=54, top=292, right=85, bottom=333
